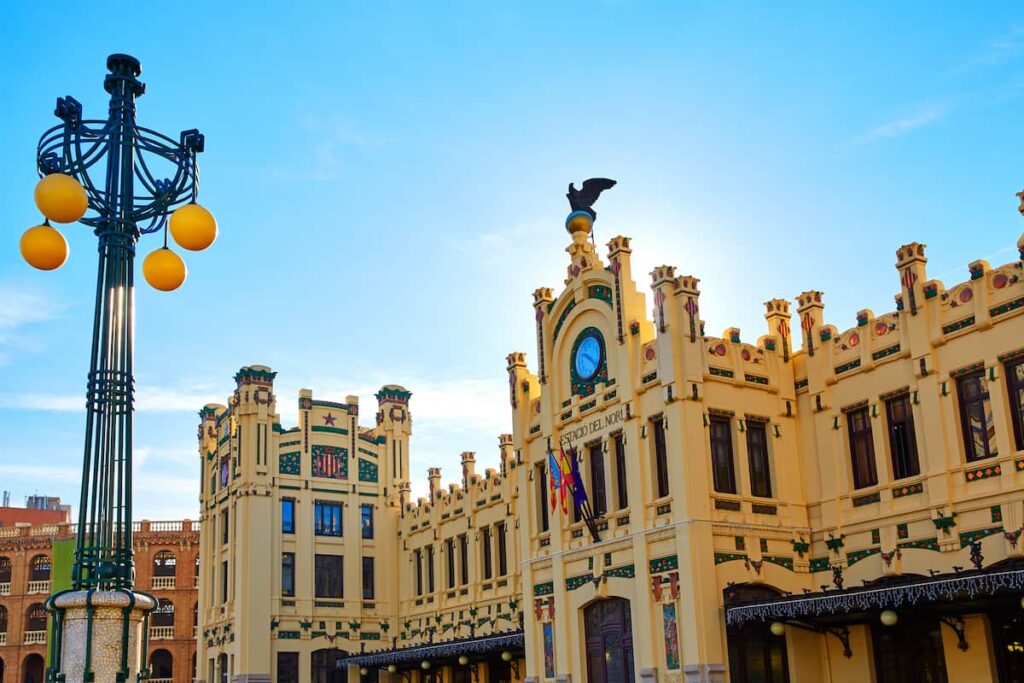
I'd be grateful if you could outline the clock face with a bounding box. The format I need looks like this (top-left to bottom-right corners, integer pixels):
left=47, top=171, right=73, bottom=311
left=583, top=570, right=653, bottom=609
left=574, top=334, right=603, bottom=381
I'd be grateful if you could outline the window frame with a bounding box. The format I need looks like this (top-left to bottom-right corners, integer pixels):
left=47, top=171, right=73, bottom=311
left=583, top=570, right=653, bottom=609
left=652, top=416, right=670, bottom=498
left=360, top=503, right=374, bottom=539
left=745, top=419, right=772, bottom=498
left=957, top=369, right=997, bottom=462
left=588, top=442, right=607, bottom=517
left=314, top=500, right=343, bottom=537
left=314, top=553, right=343, bottom=599
left=1005, top=357, right=1024, bottom=452
left=281, top=498, right=295, bottom=534
left=613, top=433, right=628, bottom=510
left=709, top=415, right=738, bottom=494
left=847, top=406, right=879, bottom=489
left=885, top=393, right=920, bottom=480
left=281, top=552, right=295, bottom=597
left=362, top=556, right=375, bottom=600
left=496, top=523, right=508, bottom=577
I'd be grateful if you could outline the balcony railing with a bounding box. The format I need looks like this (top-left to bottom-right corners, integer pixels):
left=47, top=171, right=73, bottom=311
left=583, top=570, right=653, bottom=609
left=0, top=632, right=6, bottom=646
left=151, top=576, right=176, bottom=590
left=24, top=630, right=46, bottom=645
left=149, top=626, right=174, bottom=640
left=0, top=581, right=10, bottom=595
left=149, top=679, right=173, bottom=683
left=27, top=580, right=50, bottom=594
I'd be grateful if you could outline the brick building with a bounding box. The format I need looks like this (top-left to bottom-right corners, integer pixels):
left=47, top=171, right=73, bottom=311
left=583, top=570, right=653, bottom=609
left=0, top=518, right=199, bottom=683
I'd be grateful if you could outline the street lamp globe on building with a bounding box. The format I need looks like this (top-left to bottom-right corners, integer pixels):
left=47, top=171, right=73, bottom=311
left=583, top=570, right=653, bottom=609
left=19, top=53, right=215, bottom=683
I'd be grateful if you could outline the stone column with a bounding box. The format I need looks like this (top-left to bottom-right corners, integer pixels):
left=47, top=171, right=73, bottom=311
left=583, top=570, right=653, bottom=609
left=50, top=590, right=156, bottom=683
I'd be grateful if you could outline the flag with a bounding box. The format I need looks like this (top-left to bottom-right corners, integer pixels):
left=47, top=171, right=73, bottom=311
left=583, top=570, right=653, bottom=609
left=559, top=447, right=573, bottom=514
left=547, top=450, right=561, bottom=513
left=568, top=446, right=588, bottom=511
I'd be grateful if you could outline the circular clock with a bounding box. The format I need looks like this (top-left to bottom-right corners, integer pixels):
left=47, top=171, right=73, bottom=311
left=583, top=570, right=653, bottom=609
left=574, top=333, right=603, bottom=381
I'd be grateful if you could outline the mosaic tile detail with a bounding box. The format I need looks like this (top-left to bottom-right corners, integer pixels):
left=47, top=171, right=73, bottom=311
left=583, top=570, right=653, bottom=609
left=358, top=459, right=378, bottom=482
left=745, top=374, right=769, bottom=385
left=871, top=529, right=881, bottom=545
left=533, top=582, right=554, bottom=597
left=715, top=499, right=742, bottom=511
left=312, top=444, right=348, bottom=479
left=709, top=367, right=735, bottom=378
left=852, top=491, right=881, bottom=507
left=311, top=425, right=349, bottom=436
left=604, top=564, right=635, bottom=579
left=752, top=503, right=778, bottom=515
left=795, top=378, right=809, bottom=391
left=588, top=285, right=613, bottom=306
left=1016, top=459, right=1024, bottom=472
left=872, top=344, right=901, bottom=361
left=734, top=536, right=746, bottom=551
left=897, top=537, right=939, bottom=551
left=809, top=557, right=831, bottom=572
left=552, top=299, right=578, bottom=341
left=992, top=506, right=1004, bottom=523
left=991, top=296, right=1024, bottom=317
left=892, top=482, right=924, bottom=498
left=566, top=574, right=593, bottom=591
left=847, top=547, right=881, bottom=566
left=763, top=555, right=794, bottom=571
left=959, top=526, right=1003, bottom=548
left=714, top=552, right=747, bottom=565
left=279, top=451, right=300, bottom=475
left=649, top=555, right=678, bottom=574
left=965, top=463, right=1001, bottom=482
left=942, top=316, right=975, bottom=335
left=759, top=538, right=769, bottom=553
left=897, top=523, right=909, bottom=539
left=834, top=359, right=861, bottom=374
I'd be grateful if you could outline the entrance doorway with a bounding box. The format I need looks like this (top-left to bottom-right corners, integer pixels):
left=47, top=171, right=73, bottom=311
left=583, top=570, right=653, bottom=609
left=871, top=616, right=948, bottom=683
left=311, top=649, right=345, bottom=683
left=21, top=655, right=44, bottom=683
left=584, top=598, right=635, bottom=683
left=991, top=608, right=1024, bottom=682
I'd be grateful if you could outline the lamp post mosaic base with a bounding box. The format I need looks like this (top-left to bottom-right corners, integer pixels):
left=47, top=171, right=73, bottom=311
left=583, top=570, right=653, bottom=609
left=22, top=53, right=213, bottom=683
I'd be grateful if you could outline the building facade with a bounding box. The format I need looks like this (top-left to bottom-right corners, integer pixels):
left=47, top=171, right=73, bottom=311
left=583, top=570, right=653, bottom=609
left=0, top=519, right=198, bottom=683
left=197, top=197, right=1024, bottom=683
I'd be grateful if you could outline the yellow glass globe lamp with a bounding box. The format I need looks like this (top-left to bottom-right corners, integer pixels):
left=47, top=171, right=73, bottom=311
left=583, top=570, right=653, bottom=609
left=35, top=173, right=88, bottom=224
left=458, top=656, right=469, bottom=666
left=769, top=622, right=786, bottom=637
left=142, top=247, right=187, bottom=292
left=421, top=660, right=431, bottom=670
left=387, top=665, right=397, bottom=673
left=20, top=224, right=69, bottom=271
left=169, top=203, right=217, bottom=251
left=359, top=668, right=368, bottom=676
left=880, top=609, right=899, bottom=627
left=501, top=651, right=513, bottom=662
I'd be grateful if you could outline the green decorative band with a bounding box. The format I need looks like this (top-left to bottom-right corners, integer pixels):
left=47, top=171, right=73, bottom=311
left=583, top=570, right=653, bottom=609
left=745, top=374, right=769, bottom=385
left=561, top=399, right=572, bottom=408
left=959, top=526, right=1003, bottom=548
left=649, top=554, right=678, bottom=574
left=375, top=386, right=412, bottom=403
left=218, top=434, right=230, bottom=446
left=360, top=632, right=381, bottom=640
left=897, top=537, right=939, bottom=551
left=358, top=447, right=377, bottom=458
left=311, top=425, right=349, bottom=435
left=846, top=547, right=881, bottom=566
left=546, top=298, right=557, bottom=313
left=604, top=390, right=617, bottom=400
left=604, top=564, right=635, bottom=579
left=566, top=574, right=594, bottom=591
left=235, top=367, right=277, bottom=384
left=892, top=482, right=924, bottom=498
left=715, top=499, right=741, bottom=511
left=943, top=316, right=975, bottom=335
left=763, top=555, right=794, bottom=571
left=795, top=378, right=808, bottom=391
left=835, top=359, right=861, bottom=374
left=852, top=491, right=881, bottom=507
left=561, top=411, right=573, bottom=420
left=312, top=400, right=353, bottom=411
left=280, top=439, right=301, bottom=448
left=991, top=297, right=1024, bottom=317
left=552, top=298, right=578, bottom=341
left=998, top=347, right=1024, bottom=363
left=277, top=631, right=300, bottom=639
left=714, top=552, right=747, bottom=565
left=641, top=371, right=658, bottom=383
left=809, top=557, right=830, bottom=572
left=311, top=487, right=347, bottom=494
left=965, top=463, right=1001, bottom=482
left=872, top=344, right=901, bottom=361
left=588, top=284, right=613, bottom=305
left=315, top=601, right=345, bottom=608
left=951, top=361, right=985, bottom=377
left=533, top=582, right=554, bottom=596
left=529, top=425, right=541, bottom=434
left=280, top=484, right=301, bottom=490
left=580, top=399, right=597, bottom=412
left=751, top=503, right=777, bottom=515
left=709, top=367, right=734, bottom=378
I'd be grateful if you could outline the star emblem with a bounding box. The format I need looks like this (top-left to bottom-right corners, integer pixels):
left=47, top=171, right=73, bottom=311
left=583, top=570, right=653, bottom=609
left=323, top=413, right=336, bottom=426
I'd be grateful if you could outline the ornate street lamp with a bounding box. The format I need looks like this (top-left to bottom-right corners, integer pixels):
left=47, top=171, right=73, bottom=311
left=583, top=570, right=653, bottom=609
left=21, top=54, right=215, bottom=683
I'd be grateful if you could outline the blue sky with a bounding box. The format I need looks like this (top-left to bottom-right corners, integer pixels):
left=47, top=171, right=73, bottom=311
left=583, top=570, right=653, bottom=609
left=1, top=2, right=1023, bottom=520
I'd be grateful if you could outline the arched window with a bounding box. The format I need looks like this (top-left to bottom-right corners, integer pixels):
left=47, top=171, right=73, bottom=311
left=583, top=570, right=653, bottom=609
left=152, top=598, right=175, bottom=627
left=0, top=556, right=11, bottom=583
left=194, top=555, right=200, bottom=575
left=150, top=649, right=173, bottom=678
left=30, top=556, right=50, bottom=582
left=153, top=551, right=177, bottom=577
left=192, top=603, right=198, bottom=628
left=0, top=604, right=8, bottom=633
left=25, top=604, right=47, bottom=632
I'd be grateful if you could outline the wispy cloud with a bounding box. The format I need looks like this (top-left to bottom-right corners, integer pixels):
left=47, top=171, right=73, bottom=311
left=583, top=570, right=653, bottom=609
left=268, top=114, right=391, bottom=183
left=953, top=23, right=1024, bottom=74
left=848, top=109, right=943, bottom=147
left=0, top=463, right=81, bottom=483
left=0, top=384, right=222, bottom=413
left=0, top=282, right=64, bottom=364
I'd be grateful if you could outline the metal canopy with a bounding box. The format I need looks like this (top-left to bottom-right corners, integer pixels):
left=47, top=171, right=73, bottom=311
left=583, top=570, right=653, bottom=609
left=338, top=630, right=524, bottom=669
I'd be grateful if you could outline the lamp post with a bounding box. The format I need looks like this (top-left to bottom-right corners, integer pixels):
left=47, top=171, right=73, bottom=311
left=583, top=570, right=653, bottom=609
left=20, top=54, right=216, bottom=683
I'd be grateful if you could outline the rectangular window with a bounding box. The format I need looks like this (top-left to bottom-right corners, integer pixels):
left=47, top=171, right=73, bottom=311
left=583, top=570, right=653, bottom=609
left=427, top=545, right=435, bottom=592
left=221, top=509, right=229, bottom=545
left=652, top=417, right=670, bottom=498
left=360, top=504, right=374, bottom=539
left=277, top=653, right=299, bottom=683
left=362, top=557, right=374, bottom=600
left=1006, top=358, right=1024, bottom=451
left=446, top=538, right=455, bottom=589
left=886, top=394, right=920, bottom=479
left=589, top=443, right=607, bottom=517
left=709, top=416, right=737, bottom=494
left=958, top=370, right=996, bottom=462
left=459, top=533, right=469, bottom=585
left=848, top=407, right=878, bottom=488
left=281, top=553, right=295, bottom=597
left=537, top=463, right=549, bottom=532
left=482, top=527, right=493, bottom=580
left=281, top=499, right=295, bottom=534
left=221, top=560, right=228, bottom=604
left=614, top=433, right=628, bottom=510
left=745, top=420, right=772, bottom=498
left=314, top=554, right=343, bottom=598
left=415, top=549, right=423, bottom=596
left=314, top=501, right=342, bottom=537
left=497, top=523, right=508, bottom=577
